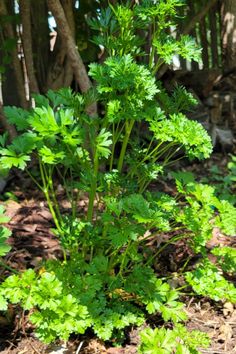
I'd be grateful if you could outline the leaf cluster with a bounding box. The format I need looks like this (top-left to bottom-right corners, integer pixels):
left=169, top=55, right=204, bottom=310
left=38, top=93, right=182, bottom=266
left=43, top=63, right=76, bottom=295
left=185, top=259, right=236, bottom=303
left=88, top=0, right=201, bottom=69
left=201, top=155, right=236, bottom=205
left=138, top=324, right=210, bottom=354
left=0, top=205, right=11, bottom=257
left=0, top=270, right=90, bottom=343
left=89, top=54, right=158, bottom=122
left=173, top=172, right=236, bottom=251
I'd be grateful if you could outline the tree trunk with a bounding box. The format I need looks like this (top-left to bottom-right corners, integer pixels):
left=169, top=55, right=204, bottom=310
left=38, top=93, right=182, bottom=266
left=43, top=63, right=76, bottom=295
left=46, top=0, right=74, bottom=90
left=30, top=0, right=51, bottom=92
left=47, top=0, right=92, bottom=94
left=221, top=0, right=236, bottom=70
left=0, top=0, right=27, bottom=108
left=19, top=0, right=40, bottom=95
left=221, top=0, right=236, bottom=130
left=199, top=16, right=209, bottom=69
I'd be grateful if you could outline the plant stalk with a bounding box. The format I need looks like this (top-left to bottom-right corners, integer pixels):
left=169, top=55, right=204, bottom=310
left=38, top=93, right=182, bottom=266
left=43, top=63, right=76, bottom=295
left=117, top=120, right=134, bottom=173
left=87, top=152, right=99, bottom=222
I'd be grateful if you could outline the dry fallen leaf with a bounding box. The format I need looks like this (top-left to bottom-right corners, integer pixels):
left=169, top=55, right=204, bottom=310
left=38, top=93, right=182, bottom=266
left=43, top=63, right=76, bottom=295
left=223, top=302, right=234, bottom=317
left=218, top=323, right=233, bottom=342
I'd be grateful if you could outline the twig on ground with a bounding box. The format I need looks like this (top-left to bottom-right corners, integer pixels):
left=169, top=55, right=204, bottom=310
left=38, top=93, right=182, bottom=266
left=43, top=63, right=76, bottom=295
left=29, top=341, right=42, bottom=354
left=6, top=341, right=16, bottom=354
left=75, top=341, right=84, bottom=354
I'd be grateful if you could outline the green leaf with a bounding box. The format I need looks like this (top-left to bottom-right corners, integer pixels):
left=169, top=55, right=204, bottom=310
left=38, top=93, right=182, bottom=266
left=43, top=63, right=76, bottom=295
left=211, top=246, right=236, bottom=274
left=149, top=113, right=212, bottom=159
left=39, top=146, right=65, bottom=165
left=4, top=106, right=30, bottom=131
left=0, top=228, right=11, bottom=256
left=0, top=294, right=8, bottom=311
left=178, top=35, right=202, bottom=62
left=89, top=55, right=159, bottom=122
left=96, top=128, right=112, bottom=159
left=215, top=199, right=236, bottom=235
left=10, top=132, right=38, bottom=154
left=29, top=106, right=59, bottom=136
left=0, top=149, right=30, bottom=170
left=138, top=324, right=210, bottom=354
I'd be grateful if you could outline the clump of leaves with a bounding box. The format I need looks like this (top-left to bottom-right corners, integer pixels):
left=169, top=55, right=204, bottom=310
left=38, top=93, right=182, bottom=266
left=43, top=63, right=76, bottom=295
left=171, top=173, right=236, bottom=304
left=0, top=258, right=188, bottom=343
left=185, top=259, right=236, bottom=303
left=211, top=246, right=236, bottom=274
left=201, top=155, right=236, bottom=205
left=0, top=205, right=11, bottom=257
left=138, top=324, right=210, bottom=354
left=0, top=269, right=90, bottom=343
left=173, top=172, right=236, bottom=252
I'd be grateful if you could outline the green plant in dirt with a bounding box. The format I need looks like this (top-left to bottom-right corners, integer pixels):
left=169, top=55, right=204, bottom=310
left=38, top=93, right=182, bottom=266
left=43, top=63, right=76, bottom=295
left=0, top=205, right=11, bottom=258
left=173, top=172, right=236, bottom=252
left=185, top=259, right=236, bottom=303
left=211, top=246, right=236, bottom=274
left=0, top=204, right=16, bottom=285
left=0, top=0, right=233, bottom=350
left=138, top=325, right=210, bottom=354
left=172, top=172, right=236, bottom=303
left=0, top=269, right=90, bottom=342
left=201, top=155, right=236, bottom=205
left=0, top=259, right=187, bottom=343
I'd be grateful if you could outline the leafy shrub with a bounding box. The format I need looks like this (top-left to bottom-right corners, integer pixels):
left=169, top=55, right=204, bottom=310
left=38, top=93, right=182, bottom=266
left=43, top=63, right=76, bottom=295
left=0, top=1, right=235, bottom=352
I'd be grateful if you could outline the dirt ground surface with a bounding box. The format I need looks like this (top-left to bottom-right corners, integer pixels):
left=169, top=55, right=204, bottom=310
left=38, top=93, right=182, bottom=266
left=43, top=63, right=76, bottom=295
left=0, top=155, right=235, bottom=354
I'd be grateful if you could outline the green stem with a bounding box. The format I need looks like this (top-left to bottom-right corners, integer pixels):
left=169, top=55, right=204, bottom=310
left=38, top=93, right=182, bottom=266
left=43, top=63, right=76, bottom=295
left=48, top=166, right=63, bottom=223
left=145, top=234, right=190, bottom=267
left=139, top=179, right=152, bottom=194
left=87, top=152, right=99, bottom=222
left=149, top=19, right=156, bottom=69
left=39, top=160, right=62, bottom=233
left=25, top=168, right=44, bottom=192
left=165, top=155, right=185, bottom=168
left=179, top=257, right=191, bottom=273
left=118, top=241, right=132, bottom=278
left=110, top=122, right=126, bottom=171
left=109, top=124, right=117, bottom=172
left=117, top=120, right=134, bottom=173
left=149, top=142, right=175, bottom=162
left=152, top=58, right=165, bottom=76
left=149, top=46, right=155, bottom=69
left=128, top=141, right=163, bottom=178
left=0, top=260, right=19, bottom=274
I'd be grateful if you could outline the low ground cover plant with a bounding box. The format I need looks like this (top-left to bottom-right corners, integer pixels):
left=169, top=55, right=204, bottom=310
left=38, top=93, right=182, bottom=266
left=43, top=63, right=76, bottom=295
left=201, top=155, right=236, bottom=204
left=0, top=1, right=235, bottom=352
